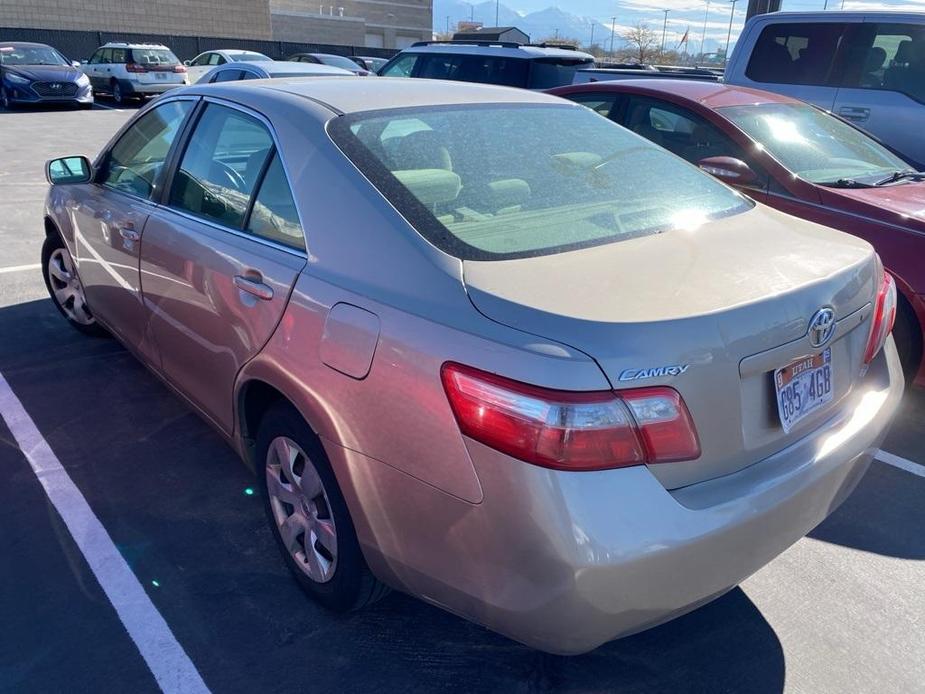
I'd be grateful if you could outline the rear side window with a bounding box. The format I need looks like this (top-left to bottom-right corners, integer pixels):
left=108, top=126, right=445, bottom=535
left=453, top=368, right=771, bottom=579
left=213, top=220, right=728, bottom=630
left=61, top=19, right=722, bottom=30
left=415, top=54, right=529, bottom=87
left=99, top=100, right=192, bottom=199
left=169, top=104, right=274, bottom=228
left=836, top=23, right=925, bottom=103
left=568, top=92, right=619, bottom=117
left=527, top=57, right=595, bottom=89
left=246, top=153, right=304, bottom=249
left=110, top=48, right=127, bottom=64
left=746, top=22, right=846, bottom=86
left=211, top=69, right=244, bottom=82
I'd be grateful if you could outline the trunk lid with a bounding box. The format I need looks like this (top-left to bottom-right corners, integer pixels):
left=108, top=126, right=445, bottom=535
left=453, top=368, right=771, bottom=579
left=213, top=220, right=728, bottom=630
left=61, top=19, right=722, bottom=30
left=463, top=204, right=878, bottom=489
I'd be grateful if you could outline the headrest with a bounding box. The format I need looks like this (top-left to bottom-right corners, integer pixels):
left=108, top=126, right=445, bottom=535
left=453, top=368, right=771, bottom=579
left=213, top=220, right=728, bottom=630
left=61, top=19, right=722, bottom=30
left=393, top=168, right=462, bottom=206
left=394, top=130, right=452, bottom=171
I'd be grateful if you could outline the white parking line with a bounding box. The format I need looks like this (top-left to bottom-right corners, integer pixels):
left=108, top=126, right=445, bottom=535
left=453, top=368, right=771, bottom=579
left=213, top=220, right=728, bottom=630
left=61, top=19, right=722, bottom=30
left=876, top=449, right=925, bottom=478
left=92, top=102, right=126, bottom=112
left=0, top=263, right=41, bottom=275
left=0, top=372, right=210, bottom=694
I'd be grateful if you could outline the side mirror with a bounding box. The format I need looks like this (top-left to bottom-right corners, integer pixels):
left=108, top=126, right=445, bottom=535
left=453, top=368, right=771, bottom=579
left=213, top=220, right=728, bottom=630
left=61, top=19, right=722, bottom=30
left=184, top=60, right=191, bottom=66
left=46, top=156, right=92, bottom=185
left=697, top=156, right=758, bottom=187
left=71, top=60, right=81, bottom=68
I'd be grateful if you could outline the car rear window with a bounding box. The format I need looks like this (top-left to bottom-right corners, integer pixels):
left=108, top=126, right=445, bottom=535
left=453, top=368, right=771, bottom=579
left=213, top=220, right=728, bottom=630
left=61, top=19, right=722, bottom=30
left=129, top=48, right=179, bottom=66
left=232, top=52, right=272, bottom=62
left=328, top=104, right=752, bottom=260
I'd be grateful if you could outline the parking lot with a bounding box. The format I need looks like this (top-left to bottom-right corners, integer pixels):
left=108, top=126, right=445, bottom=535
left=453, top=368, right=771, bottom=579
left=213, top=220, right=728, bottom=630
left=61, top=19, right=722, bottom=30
left=0, top=104, right=923, bottom=693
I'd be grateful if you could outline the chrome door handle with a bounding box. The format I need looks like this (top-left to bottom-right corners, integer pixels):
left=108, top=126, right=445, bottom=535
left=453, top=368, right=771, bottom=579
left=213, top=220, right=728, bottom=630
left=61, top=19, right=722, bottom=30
left=119, top=227, right=140, bottom=242
left=233, top=275, right=274, bottom=301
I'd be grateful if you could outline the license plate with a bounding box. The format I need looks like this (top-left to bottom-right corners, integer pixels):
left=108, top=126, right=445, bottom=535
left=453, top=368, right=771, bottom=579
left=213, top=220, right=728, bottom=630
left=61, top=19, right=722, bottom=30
left=774, top=348, right=833, bottom=433
left=155, top=72, right=166, bottom=80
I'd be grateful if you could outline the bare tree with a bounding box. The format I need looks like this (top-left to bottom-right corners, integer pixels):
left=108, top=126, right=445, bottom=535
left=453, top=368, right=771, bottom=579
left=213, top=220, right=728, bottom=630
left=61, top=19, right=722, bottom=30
left=621, top=22, right=660, bottom=64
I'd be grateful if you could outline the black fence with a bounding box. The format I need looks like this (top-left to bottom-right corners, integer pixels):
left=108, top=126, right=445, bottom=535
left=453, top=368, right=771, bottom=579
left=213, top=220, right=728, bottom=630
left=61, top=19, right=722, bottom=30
left=0, top=27, right=399, bottom=63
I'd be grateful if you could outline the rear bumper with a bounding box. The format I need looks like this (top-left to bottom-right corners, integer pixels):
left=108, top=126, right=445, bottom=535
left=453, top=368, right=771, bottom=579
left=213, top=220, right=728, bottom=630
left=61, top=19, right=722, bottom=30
left=330, top=341, right=903, bottom=654
left=120, top=79, right=184, bottom=95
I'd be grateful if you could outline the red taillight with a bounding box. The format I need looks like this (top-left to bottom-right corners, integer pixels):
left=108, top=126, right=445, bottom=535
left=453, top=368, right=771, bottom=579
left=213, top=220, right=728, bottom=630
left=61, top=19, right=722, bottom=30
left=125, top=63, right=147, bottom=73
left=173, top=65, right=187, bottom=73
left=864, top=272, right=898, bottom=364
left=440, top=363, right=700, bottom=471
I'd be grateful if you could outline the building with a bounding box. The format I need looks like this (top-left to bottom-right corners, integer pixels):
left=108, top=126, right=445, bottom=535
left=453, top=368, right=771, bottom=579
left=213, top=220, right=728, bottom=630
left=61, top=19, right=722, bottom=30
left=270, top=0, right=432, bottom=49
left=452, top=26, right=530, bottom=45
left=0, top=0, right=432, bottom=49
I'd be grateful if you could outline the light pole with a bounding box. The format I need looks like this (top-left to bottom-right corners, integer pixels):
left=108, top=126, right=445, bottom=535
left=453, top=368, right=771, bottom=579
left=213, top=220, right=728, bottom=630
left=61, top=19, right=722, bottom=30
left=590, top=22, right=595, bottom=49
left=445, top=15, right=449, bottom=34
left=495, top=0, right=500, bottom=26
left=724, top=0, right=738, bottom=67
left=609, top=16, right=617, bottom=58
left=661, top=9, right=670, bottom=56
left=699, top=0, right=711, bottom=59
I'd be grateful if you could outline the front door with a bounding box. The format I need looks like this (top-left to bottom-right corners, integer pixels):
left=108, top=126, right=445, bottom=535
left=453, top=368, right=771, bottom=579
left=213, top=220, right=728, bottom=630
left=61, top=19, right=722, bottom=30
left=140, top=101, right=306, bottom=432
left=70, top=98, right=195, bottom=357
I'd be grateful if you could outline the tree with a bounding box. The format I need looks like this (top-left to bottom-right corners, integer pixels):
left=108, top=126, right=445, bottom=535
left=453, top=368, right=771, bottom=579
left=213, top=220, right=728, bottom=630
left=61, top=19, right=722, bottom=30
left=621, top=22, right=660, bottom=64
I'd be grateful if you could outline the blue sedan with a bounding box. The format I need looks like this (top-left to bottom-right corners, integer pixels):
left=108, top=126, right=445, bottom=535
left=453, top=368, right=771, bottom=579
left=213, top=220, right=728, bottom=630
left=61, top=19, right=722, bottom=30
left=0, top=41, right=93, bottom=109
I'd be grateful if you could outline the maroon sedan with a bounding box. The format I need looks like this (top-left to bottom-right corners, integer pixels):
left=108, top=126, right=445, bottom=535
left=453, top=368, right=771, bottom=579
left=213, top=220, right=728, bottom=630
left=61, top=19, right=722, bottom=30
left=550, top=80, right=925, bottom=387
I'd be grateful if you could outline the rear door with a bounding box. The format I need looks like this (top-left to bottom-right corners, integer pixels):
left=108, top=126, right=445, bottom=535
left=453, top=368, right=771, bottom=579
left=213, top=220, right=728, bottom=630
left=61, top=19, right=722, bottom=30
left=831, top=21, right=925, bottom=168
left=141, top=99, right=306, bottom=432
left=70, top=98, right=195, bottom=359
left=730, top=19, right=856, bottom=112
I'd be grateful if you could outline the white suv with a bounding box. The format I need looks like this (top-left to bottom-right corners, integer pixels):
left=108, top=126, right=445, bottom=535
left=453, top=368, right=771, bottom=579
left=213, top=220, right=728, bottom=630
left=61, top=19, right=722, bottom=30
left=81, top=42, right=187, bottom=105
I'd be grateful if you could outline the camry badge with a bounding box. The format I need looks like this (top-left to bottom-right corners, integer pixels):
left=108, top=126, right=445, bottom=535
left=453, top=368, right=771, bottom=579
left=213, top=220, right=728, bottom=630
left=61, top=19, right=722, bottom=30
left=808, top=307, right=836, bottom=348
left=619, top=364, right=690, bottom=382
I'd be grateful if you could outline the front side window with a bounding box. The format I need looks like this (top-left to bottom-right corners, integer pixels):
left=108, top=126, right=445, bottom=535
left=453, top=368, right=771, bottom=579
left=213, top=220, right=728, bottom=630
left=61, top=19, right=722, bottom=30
left=837, top=23, right=925, bottom=103
left=720, top=102, right=908, bottom=185
left=99, top=100, right=193, bottom=198
left=169, top=104, right=274, bottom=228
left=192, top=53, right=212, bottom=67
left=746, top=22, right=846, bottom=86
left=329, top=104, right=752, bottom=260
left=380, top=53, right=418, bottom=77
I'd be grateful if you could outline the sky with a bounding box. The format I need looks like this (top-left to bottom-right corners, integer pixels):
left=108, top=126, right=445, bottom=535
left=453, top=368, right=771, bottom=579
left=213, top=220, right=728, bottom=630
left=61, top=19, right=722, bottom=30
left=445, top=0, right=925, bottom=53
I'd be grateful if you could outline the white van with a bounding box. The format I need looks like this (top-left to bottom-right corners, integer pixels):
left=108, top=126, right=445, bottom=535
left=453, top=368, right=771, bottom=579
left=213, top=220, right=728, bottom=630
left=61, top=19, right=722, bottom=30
left=725, top=11, right=925, bottom=168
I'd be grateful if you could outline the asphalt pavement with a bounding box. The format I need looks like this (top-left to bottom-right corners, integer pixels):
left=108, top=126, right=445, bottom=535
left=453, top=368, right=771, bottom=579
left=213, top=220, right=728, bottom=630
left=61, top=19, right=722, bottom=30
left=0, top=103, right=922, bottom=694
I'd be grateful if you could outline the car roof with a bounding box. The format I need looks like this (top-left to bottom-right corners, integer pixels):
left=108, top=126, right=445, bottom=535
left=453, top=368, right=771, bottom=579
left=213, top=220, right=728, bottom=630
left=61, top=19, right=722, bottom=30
left=752, top=9, right=925, bottom=20
left=101, top=42, right=170, bottom=49
left=398, top=43, right=594, bottom=60
left=559, top=79, right=801, bottom=109
left=245, top=61, right=351, bottom=75
left=187, top=76, right=563, bottom=114
left=0, top=41, right=53, bottom=49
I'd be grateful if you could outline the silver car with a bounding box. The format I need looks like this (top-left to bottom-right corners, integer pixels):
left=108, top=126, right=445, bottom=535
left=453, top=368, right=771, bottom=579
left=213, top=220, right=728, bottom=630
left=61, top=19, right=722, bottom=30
left=41, top=77, right=903, bottom=654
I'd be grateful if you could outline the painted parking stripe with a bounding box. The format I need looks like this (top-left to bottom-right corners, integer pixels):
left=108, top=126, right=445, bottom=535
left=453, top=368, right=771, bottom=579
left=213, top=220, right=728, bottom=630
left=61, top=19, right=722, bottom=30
left=876, top=449, right=925, bottom=478
left=0, top=263, right=41, bottom=275
left=0, top=371, right=210, bottom=694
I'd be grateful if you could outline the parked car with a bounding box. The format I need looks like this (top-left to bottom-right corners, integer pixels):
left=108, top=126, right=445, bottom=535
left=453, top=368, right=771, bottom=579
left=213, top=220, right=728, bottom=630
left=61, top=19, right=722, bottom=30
left=551, top=79, right=925, bottom=386
left=81, top=42, right=186, bottom=105
left=185, top=49, right=272, bottom=84
left=725, top=11, right=925, bottom=168
left=286, top=52, right=372, bottom=76
left=352, top=55, right=387, bottom=72
left=377, top=40, right=595, bottom=88
left=573, top=67, right=722, bottom=84
left=196, top=60, right=353, bottom=84
left=41, top=77, right=902, bottom=654
left=0, top=41, right=92, bottom=109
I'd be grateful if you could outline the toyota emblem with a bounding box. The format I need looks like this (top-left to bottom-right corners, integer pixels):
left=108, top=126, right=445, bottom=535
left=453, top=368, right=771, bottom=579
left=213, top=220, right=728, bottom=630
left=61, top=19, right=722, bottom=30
left=808, top=307, right=836, bottom=348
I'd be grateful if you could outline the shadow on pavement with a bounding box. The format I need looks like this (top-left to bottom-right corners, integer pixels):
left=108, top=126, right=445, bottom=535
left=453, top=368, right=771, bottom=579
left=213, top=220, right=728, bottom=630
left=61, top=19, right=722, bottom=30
left=0, top=298, right=788, bottom=692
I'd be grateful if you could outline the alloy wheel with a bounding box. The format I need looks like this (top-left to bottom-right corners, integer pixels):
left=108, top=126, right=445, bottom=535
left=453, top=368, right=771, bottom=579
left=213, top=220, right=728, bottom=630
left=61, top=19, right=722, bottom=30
left=46, top=247, right=95, bottom=325
left=112, top=82, right=123, bottom=105
left=265, top=436, right=338, bottom=583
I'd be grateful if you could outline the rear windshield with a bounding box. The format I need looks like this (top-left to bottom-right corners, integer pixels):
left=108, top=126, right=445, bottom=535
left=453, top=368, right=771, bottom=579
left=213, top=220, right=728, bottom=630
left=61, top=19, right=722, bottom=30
left=129, top=48, right=179, bottom=66
left=328, top=104, right=752, bottom=260
left=317, top=54, right=363, bottom=70
left=231, top=52, right=271, bottom=62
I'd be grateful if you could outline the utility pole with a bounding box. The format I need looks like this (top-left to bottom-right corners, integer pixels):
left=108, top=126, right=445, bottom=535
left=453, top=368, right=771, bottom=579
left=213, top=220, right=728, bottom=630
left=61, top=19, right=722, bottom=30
left=446, top=15, right=449, bottom=34
left=609, top=16, right=617, bottom=57
left=495, top=0, right=500, bottom=26
left=724, top=0, right=738, bottom=66
left=699, top=0, right=711, bottom=58
left=590, top=22, right=595, bottom=49
left=661, top=9, right=670, bottom=55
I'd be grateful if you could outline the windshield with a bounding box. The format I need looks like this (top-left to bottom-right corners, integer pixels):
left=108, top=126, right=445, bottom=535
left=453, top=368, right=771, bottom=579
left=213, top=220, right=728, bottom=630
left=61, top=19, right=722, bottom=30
left=718, top=102, right=910, bottom=185
left=129, top=48, right=180, bottom=66
left=232, top=52, right=271, bottom=62
left=329, top=104, right=751, bottom=260
left=318, top=54, right=362, bottom=70
left=0, top=45, right=68, bottom=66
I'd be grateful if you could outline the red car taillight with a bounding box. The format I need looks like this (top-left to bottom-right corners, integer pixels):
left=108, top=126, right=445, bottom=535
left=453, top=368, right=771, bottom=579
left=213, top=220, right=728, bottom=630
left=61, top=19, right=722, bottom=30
left=125, top=63, right=148, bottom=73
left=864, top=271, right=898, bottom=364
left=173, top=65, right=187, bottom=73
left=441, top=363, right=700, bottom=471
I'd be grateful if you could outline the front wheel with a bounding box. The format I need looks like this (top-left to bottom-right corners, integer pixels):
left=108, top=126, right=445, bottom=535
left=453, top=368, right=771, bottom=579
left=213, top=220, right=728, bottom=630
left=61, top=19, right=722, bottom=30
left=41, top=235, right=107, bottom=337
left=0, top=87, right=13, bottom=110
left=256, top=403, right=388, bottom=612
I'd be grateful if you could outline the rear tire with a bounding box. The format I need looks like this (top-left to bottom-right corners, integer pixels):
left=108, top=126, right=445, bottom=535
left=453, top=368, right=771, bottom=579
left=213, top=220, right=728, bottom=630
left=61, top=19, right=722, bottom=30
left=41, top=235, right=107, bottom=337
left=0, top=87, right=13, bottom=110
left=111, top=80, right=125, bottom=106
left=893, top=296, right=922, bottom=386
left=256, top=403, right=389, bottom=612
